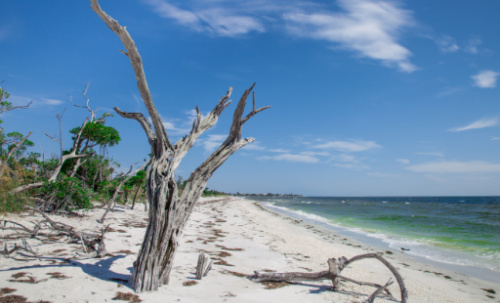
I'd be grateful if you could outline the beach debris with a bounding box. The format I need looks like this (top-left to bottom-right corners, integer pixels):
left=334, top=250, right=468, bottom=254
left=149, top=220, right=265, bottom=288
left=195, top=253, right=213, bottom=280
left=248, top=252, right=408, bottom=303
left=112, top=291, right=142, bottom=302
left=1, top=207, right=108, bottom=258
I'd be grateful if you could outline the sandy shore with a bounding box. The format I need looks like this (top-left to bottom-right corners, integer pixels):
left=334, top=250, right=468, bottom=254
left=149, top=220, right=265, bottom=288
left=0, top=197, right=498, bottom=302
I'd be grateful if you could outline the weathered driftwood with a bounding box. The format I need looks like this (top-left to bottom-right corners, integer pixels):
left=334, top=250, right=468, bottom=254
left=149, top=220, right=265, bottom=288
left=195, top=253, right=213, bottom=280
left=363, top=279, right=394, bottom=303
left=1, top=207, right=108, bottom=257
left=90, top=0, right=270, bottom=292
left=1, top=238, right=41, bottom=261
left=248, top=253, right=408, bottom=303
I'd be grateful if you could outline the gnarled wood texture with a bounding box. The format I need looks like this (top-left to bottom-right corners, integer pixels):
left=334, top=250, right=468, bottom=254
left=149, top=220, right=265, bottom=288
left=90, top=0, right=270, bottom=292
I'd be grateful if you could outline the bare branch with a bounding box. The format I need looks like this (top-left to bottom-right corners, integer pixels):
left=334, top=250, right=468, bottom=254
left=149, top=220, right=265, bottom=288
left=90, top=0, right=170, bottom=149
left=1, top=239, right=41, bottom=261
left=0, top=100, right=33, bottom=114
left=114, top=107, right=156, bottom=145
left=363, top=279, right=394, bottom=303
left=171, top=88, right=233, bottom=171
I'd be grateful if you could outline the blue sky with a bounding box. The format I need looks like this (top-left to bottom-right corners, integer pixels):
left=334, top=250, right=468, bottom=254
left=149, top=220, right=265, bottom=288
left=1, top=0, right=499, bottom=196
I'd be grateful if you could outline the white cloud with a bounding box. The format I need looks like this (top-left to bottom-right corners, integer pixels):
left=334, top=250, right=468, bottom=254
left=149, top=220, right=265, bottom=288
left=242, top=142, right=265, bottom=150
left=333, top=162, right=370, bottom=170
left=367, top=172, right=398, bottom=177
left=464, top=38, right=482, bottom=54
left=284, top=0, right=416, bottom=72
left=436, top=35, right=459, bottom=53
left=269, top=148, right=290, bottom=153
left=143, top=0, right=264, bottom=36
left=435, top=87, right=462, bottom=98
left=471, top=70, right=499, bottom=88
left=201, top=134, right=227, bottom=152
left=407, top=161, right=500, bottom=173
left=314, top=140, right=381, bottom=152
left=396, top=158, right=409, bottom=164
left=491, top=136, right=500, bottom=141
left=416, top=152, right=444, bottom=157
left=41, top=98, right=64, bottom=105
left=260, top=153, right=319, bottom=163
left=449, top=117, right=498, bottom=132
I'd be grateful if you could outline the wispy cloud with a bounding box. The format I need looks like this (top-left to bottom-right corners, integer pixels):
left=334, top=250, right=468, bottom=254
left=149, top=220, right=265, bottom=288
left=260, top=153, right=319, bottom=163
left=436, top=35, right=459, bottom=53
left=41, top=98, right=64, bottom=105
left=449, top=117, right=498, bottom=132
left=434, top=87, right=462, bottom=98
left=407, top=161, right=500, bottom=173
left=464, top=38, right=482, bottom=54
left=143, top=0, right=417, bottom=72
left=416, top=152, right=444, bottom=157
left=471, top=70, right=499, bottom=88
left=201, top=134, right=227, bottom=152
left=396, top=158, right=409, bottom=164
left=314, top=139, right=381, bottom=152
left=435, top=36, right=483, bottom=55
left=284, top=0, right=417, bottom=72
left=143, top=0, right=265, bottom=36
left=491, top=136, right=500, bottom=141
left=367, top=172, right=398, bottom=177
left=333, top=162, right=370, bottom=170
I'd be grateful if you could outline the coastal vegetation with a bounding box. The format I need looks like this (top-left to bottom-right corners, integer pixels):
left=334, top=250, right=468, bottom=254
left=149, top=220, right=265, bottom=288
left=0, top=85, right=226, bottom=215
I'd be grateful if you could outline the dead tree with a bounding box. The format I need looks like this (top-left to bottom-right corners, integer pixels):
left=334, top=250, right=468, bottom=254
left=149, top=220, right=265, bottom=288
left=248, top=253, right=408, bottom=303
left=90, top=0, right=270, bottom=292
left=9, top=119, right=91, bottom=194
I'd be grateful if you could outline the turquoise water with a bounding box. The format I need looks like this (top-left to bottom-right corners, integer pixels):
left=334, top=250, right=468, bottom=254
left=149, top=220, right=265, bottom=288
left=247, top=196, right=500, bottom=278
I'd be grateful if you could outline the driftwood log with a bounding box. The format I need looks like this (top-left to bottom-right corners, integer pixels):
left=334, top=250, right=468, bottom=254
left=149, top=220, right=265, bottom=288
left=248, top=253, right=408, bottom=303
left=195, top=253, right=213, bottom=280
left=1, top=206, right=108, bottom=258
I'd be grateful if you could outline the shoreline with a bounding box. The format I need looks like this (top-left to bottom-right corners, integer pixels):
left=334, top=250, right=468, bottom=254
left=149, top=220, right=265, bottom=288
left=255, top=198, right=500, bottom=284
left=0, top=197, right=498, bottom=302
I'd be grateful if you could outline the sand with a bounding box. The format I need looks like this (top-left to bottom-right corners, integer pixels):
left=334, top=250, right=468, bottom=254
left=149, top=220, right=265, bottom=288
left=0, top=196, right=498, bottom=302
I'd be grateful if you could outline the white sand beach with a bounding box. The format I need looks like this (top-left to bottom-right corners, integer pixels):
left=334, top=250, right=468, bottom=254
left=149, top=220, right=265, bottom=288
left=0, top=197, right=498, bottom=302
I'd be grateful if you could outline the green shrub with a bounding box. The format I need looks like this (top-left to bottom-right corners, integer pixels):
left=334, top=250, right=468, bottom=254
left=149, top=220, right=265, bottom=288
left=40, top=177, right=94, bottom=210
left=0, top=193, right=32, bottom=213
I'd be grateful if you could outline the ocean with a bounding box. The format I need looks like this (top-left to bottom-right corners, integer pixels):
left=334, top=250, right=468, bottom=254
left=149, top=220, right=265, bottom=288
left=246, top=195, right=500, bottom=282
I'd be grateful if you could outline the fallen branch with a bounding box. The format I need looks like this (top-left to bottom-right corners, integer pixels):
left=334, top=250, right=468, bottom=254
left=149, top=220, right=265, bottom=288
left=248, top=253, right=407, bottom=303
left=1, top=207, right=108, bottom=257
left=1, top=239, right=41, bottom=261
left=363, top=279, right=394, bottom=303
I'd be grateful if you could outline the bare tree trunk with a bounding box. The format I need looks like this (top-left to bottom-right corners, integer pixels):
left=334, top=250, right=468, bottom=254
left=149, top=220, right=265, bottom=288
left=91, top=0, right=270, bottom=292
left=131, top=186, right=141, bottom=210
